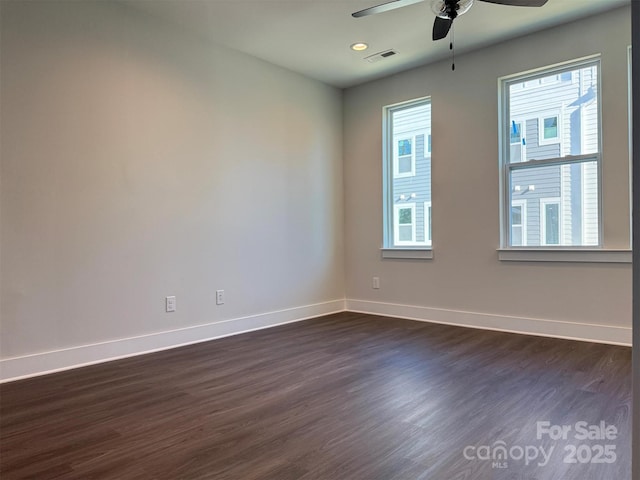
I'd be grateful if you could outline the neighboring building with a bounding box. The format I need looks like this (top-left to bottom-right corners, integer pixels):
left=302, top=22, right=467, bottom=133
left=390, top=103, right=431, bottom=247
left=508, top=65, right=599, bottom=246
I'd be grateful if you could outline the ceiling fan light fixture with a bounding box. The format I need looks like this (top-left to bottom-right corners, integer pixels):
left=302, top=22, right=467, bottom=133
left=431, top=0, right=474, bottom=19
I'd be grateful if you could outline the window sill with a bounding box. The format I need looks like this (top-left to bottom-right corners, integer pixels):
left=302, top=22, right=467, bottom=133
left=497, top=248, right=631, bottom=263
left=381, top=248, right=433, bottom=260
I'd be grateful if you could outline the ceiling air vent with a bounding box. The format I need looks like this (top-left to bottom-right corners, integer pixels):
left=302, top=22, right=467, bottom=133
left=364, top=49, right=398, bottom=63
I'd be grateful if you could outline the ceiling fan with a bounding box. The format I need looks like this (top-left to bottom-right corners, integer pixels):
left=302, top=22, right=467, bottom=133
left=352, top=0, right=549, bottom=41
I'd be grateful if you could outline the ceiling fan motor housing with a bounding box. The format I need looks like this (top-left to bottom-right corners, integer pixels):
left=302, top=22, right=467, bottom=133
left=432, top=0, right=474, bottom=20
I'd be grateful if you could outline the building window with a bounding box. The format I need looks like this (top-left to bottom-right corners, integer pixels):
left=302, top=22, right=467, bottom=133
left=511, top=199, right=527, bottom=246
left=384, top=97, right=431, bottom=249
left=540, top=198, right=561, bottom=245
left=539, top=114, right=560, bottom=145
left=510, top=120, right=525, bottom=163
left=500, top=57, right=601, bottom=248
left=394, top=203, right=416, bottom=245
left=394, top=137, right=415, bottom=177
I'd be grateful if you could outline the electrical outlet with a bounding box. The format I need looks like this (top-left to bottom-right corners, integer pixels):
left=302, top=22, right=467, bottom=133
left=372, top=277, right=380, bottom=289
left=166, top=296, right=176, bottom=312
left=216, top=290, right=225, bottom=305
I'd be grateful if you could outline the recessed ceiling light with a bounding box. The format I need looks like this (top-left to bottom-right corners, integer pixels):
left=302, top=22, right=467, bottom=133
left=350, top=42, right=368, bottom=52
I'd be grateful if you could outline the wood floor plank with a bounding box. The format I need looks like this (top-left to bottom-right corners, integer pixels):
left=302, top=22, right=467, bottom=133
left=0, top=312, right=632, bottom=479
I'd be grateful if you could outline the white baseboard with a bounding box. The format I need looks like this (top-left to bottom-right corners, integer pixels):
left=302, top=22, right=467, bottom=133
left=2, top=297, right=630, bottom=383
left=0, top=299, right=346, bottom=383
left=346, top=299, right=632, bottom=347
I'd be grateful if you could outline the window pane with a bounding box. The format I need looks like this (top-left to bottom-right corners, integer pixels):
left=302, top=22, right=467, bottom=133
left=510, top=143, right=523, bottom=163
left=510, top=122, right=521, bottom=144
left=509, top=161, right=598, bottom=246
left=399, top=225, right=412, bottom=241
left=398, top=208, right=412, bottom=225
left=508, top=63, right=598, bottom=162
left=512, top=226, right=523, bottom=246
left=543, top=117, right=558, bottom=139
left=511, top=205, right=522, bottom=225
left=398, top=139, right=412, bottom=156
left=544, top=203, right=560, bottom=245
left=398, top=156, right=412, bottom=174
left=387, top=99, right=431, bottom=248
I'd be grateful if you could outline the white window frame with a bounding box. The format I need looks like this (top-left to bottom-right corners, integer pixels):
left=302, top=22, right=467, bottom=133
left=498, top=56, right=603, bottom=252
left=424, top=201, right=432, bottom=246
left=393, top=135, right=416, bottom=178
left=538, top=111, right=561, bottom=146
left=511, top=199, right=527, bottom=247
left=383, top=96, right=432, bottom=258
left=540, top=197, right=561, bottom=246
left=393, top=203, right=417, bottom=246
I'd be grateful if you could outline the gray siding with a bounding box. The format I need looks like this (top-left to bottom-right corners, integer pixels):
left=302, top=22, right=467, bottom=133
left=392, top=103, right=431, bottom=244
left=511, top=165, right=561, bottom=245
left=508, top=65, right=599, bottom=246
left=393, top=135, right=431, bottom=242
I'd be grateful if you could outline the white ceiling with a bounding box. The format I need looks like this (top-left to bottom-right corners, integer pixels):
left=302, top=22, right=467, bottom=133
left=123, top=0, right=630, bottom=88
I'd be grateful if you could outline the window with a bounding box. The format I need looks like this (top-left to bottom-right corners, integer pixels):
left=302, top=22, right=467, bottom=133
left=540, top=198, right=561, bottom=245
left=510, top=120, right=525, bottom=163
left=394, top=203, right=416, bottom=245
left=394, top=137, right=415, bottom=177
left=384, top=97, right=432, bottom=250
left=538, top=113, right=560, bottom=145
left=500, top=57, right=601, bottom=248
left=511, top=199, right=527, bottom=246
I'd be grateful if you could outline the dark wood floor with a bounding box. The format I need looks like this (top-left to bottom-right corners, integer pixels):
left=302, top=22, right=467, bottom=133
left=0, top=312, right=632, bottom=479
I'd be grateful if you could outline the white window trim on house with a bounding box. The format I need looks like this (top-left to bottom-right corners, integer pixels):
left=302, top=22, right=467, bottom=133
left=510, top=73, right=563, bottom=91
left=540, top=197, right=562, bottom=246
left=393, top=135, right=417, bottom=178
left=538, top=111, right=561, bottom=146
left=498, top=55, right=609, bottom=262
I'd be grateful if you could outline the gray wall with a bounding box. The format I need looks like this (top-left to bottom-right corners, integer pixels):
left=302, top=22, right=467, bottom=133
left=343, top=7, right=631, bottom=327
left=0, top=1, right=345, bottom=359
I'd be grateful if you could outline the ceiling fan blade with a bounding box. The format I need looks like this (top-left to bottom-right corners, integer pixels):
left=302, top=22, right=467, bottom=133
left=478, top=0, right=548, bottom=6
left=352, top=0, right=424, bottom=18
left=432, top=16, right=453, bottom=41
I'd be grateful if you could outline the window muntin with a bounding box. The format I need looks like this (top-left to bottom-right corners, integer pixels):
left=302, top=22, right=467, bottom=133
left=384, top=97, right=432, bottom=249
left=501, top=58, right=601, bottom=248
